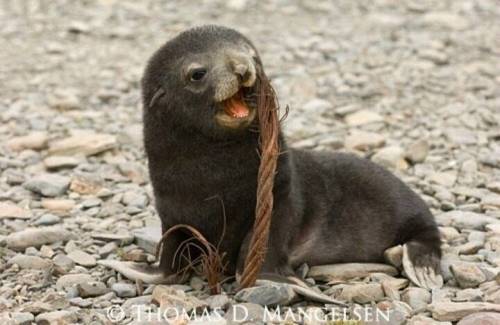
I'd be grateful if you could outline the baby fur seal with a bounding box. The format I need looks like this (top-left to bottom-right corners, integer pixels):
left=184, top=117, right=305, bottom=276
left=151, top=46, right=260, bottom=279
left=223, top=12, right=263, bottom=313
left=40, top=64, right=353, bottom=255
left=142, top=25, right=443, bottom=289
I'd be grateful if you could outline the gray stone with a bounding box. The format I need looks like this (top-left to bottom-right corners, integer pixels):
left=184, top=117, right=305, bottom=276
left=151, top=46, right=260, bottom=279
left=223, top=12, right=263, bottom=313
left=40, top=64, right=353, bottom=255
left=482, top=194, right=500, bottom=209
left=419, top=49, right=449, bottom=65
left=43, top=156, right=82, bottom=170
left=5, top=226, right=72, bottom=251
left=151, top=285, right=206, bottom=316
left=11, top=312, right=35, bottom=325
left=53, top=253, right=75, bottom=272
left=421, top=12, right=469, bottom=30
left=24, top=174, right=70, bottom=197
left=451, top=263, right=487, bottom=288
left=457, top=312, right=500, bottom=325
left=339, top=283, right=385, bottom=304
left=436, top=211, right=500, bottom=230
left=134, top=227, right=161, bottom=254
left=344, top=109, right=383, bottom=126
left=7, top=254, right=52, bottom=270
left=122, top=190, right=149, bottom=208
left=402, top=287, right=431, bottom=311
left=345, top=130, right=385, bottom=151
left=372, top=146, right=408, bottom=170
left=454, top=288, right=483, bottom=302
left=7, top=132, right=48, bottom=152
left=122, top=295, right=152, bottom=309
left=35, top=310, right=78, bottom=325
left=405, top=139, right=429, bottom=164
left=67, top=249, right=97, bottom=267
left=235, top=283, right=297, bottom=306
left=429, top=302, right=500, bottom=321
left=56, top=273, right=93, bottom=290
left=428, top=171, right=457, bottom=187
left=34, top=213, right=61, bottom=226
left=77, top=281, right=110, bottom=297
left=111, top=282, right=137, bottom=298
left=48, top=133, right=117, bottom=157
left=0, top=202, right=31, bottom=219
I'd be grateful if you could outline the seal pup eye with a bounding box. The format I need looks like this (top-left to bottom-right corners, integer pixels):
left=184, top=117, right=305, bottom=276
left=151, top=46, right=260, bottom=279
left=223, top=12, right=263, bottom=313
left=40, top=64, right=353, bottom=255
left=189, top=68, right=207, bottom=82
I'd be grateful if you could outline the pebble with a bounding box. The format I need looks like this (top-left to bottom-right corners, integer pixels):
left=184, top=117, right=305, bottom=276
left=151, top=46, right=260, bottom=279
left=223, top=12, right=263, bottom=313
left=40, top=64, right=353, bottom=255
left=48, top=133, right=117, bottom=157
left=405, top=139, right=429, bottom=164
left=11, top=312, right=35, bottom=325
left=428, top=171, right=457, bottom=187
left=344, top=130, right=386, bottom=151
left=420, top=12, right=469, bottom=30
left=41, top=199, right=76, bottom=212
left=436, top=211, right=500, bottom=230
left=451, top=263, right=487, bottom=288
left=53, top=253, right=75, bottom=272
left=429, top=302, right=500, bottom=322
left=344, top=109, right=383, bottom=126
left=47, top=91, right=81, bottom=110
left=152, top=285, right=206, bottom=315
left=111, top=282, right=137, bottom=298
left=67, top=249, right=97, bottom=267
left=56, top=273, right=93, bottom=290
left=7, top=254, right=52, bottom=269
left=91, top=232, right=134, bottom=245
left=419, top=49, right=449, bottom=65
left=5, top=226, right=72, bottom=251
left=457, top=312, right=500, bottom=325
left=454, top=288, right=483, bottom=302
left=339, top=283, right=385, bottom=304
left=372, top=146, right=409, bottom=170
left=7, top=132, right=48, bottom=152
left=133, top=227, right=161, bottom=254
left=43, top=156, right=83, bottom=170
left=34, top=213, right=61, bottom=226
left=235, top=283, right=297, bottom=306
left=402, top=287, right=431, bottom=311
left=77, top=281, right=110, bottom=298
left=0, top=202, right=31, bottom=219
left=122, top=190, right=149, bottom=208
left=23, top=174, right=70, bottom=197
left=35, top=310, right=78, bottom=324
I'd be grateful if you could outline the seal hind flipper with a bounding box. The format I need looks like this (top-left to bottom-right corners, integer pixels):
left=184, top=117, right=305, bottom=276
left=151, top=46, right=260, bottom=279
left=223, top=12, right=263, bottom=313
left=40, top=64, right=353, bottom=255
left=402, top=243, right=443, bottom=289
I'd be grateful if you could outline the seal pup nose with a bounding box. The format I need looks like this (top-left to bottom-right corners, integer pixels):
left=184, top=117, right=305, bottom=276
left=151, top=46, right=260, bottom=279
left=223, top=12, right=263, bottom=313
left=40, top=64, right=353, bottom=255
left=228, top=52, right=256, bottom=87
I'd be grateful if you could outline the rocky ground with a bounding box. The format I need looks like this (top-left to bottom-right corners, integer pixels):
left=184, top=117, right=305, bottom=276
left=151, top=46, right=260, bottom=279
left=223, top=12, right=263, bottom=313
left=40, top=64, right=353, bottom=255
left=1, top=0, right=500, bottom=324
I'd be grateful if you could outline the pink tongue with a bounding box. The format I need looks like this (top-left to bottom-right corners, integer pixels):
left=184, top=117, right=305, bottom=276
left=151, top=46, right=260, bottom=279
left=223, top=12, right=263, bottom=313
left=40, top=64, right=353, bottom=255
left=224, top=93, right=249, bottom=118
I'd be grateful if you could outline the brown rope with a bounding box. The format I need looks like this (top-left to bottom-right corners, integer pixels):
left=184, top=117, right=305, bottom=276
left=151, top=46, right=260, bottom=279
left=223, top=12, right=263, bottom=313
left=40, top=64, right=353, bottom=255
left=239, top=70, right=280, bottom=288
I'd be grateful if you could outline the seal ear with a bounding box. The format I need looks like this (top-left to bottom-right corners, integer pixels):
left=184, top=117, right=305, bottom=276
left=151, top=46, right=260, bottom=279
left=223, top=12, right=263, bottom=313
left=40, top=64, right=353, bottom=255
left=148, top=87, right=166, bottom=108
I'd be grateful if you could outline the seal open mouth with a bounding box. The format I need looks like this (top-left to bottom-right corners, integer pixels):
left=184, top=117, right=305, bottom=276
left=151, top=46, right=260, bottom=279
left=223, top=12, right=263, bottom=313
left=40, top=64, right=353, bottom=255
left=215, top=87, right=257, bottom=128
left=222, top=89, right=250, bottom=119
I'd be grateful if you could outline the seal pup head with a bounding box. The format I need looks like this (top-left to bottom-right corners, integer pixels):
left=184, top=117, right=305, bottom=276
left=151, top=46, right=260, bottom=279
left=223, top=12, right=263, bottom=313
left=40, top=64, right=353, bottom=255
left=142, top=25, right=263, bottom=137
